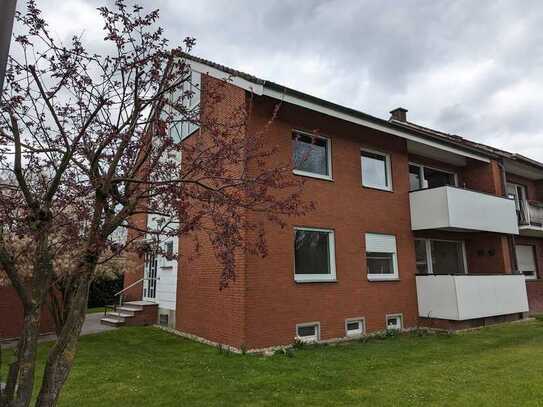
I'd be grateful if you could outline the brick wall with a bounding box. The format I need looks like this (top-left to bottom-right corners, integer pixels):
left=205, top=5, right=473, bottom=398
left=176, top=75, right=248, bottom=348
left=174, top=82, right=525, bottom=349
left=0, top=286, right=55, bottom=340
left=242, top=96, right=419, bottom=348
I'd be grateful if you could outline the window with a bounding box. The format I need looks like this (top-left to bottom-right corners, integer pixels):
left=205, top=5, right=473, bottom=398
left=516, top=245, right=537, bottom=280
left=431, top=240, right=465, bottom=275
left=170, top=70, right=201, bottom=142
left=345, top=318, right=365, bottom=337
left=414, top=239, right=428, bottom=274
left=296, top=323, right=319, bottom=343
left=415, top=239, right=466, bottom=275
left=292, top=132, right=332, bottom=180
left=294, top=228, right=336, bottom=282
left=386, top=314, right=403, bottom=331
left=408, top=163, right=456, bottom=191
left=365, top=233, right=398, bottom=280
left=361, top=149, right=392, bottom=190
left=506, top=183, right=528, bottom=224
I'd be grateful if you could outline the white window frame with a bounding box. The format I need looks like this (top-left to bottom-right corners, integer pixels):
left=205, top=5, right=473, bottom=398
left=296, top=322, right=320, bottom=343
left=292, top=130, right=333, bottom=181
left=386, top=313, right=403, bottom=331
left=365, top=233, right=399, bottom=281
left=415, top=238, right=468, bottom=275
left=515, top=244, right=538, bottom=280
left=294, top=227, right=337, bottom=283
left=408, top=162, right=458, bottom=191
left=361, top=148, right=393, bottom=191
left=345, top=318, right=365, bottom=337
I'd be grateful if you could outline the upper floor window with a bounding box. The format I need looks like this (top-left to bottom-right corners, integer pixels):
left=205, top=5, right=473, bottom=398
left=170, top=70, right=201, bottom=142
left=409, top=163, right=456, bottom=191
left=294, top=227, right=336, bottom=282
left=361, top=149, right=392, bottom=191
left=292, top=132, right=332, bottom=180
left=365, top=233, right=398, bottom=280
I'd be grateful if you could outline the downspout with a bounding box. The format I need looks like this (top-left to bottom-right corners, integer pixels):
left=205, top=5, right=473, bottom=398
left=498, top=159, right=518, bottom=274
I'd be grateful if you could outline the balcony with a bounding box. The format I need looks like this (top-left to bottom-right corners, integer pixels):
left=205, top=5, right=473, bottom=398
left=518, top=201, right=543, bottom=237
left=416, top=274, right=529, bottom=320
left=409, top=186, right=519, bottom=234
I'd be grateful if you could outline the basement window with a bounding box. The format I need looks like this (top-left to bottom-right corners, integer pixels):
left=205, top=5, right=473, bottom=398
left=159, top=314, right=169, bottom=327
left=345, top=318, right=365, bottom=337
left=386, top=314, right=403, bottom=331
left=296, top=323, right=320, bottom=343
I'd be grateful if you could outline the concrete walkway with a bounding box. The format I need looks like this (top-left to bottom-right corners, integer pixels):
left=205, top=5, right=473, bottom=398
left=1, top=313, right=117, bottom=349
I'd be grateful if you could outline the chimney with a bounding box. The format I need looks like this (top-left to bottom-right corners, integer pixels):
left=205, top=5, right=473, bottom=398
left=389, top=107, right=408, bottom=122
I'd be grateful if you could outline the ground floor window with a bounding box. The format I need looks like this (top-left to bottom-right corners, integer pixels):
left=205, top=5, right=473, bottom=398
left=296, top=323, right=320, bottom=343
left=365, top=233, right=399, bottom=280
left=386, top=314, right=403, bottom=331
left=415, top=238, right=466, bottom=275
left=515, top=244, right=538, bottom=280
left=294, top=227, right=336, bottom=282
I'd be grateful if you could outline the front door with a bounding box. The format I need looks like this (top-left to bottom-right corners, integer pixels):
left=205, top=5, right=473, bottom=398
left=143, top=252, right=158, bottom=301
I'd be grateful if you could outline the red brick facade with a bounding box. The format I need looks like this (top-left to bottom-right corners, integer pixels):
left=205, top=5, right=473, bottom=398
left=121, top=63, right=543, bottom=350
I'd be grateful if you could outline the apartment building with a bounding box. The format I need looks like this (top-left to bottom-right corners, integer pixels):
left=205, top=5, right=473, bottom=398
left=116, top=55, right=543, bottom=350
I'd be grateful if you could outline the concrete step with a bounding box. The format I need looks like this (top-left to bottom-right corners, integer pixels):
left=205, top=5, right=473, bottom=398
left=111, top=307, right=137, bottom=315
left=125, top=300, right=158, bottom=307
left=117, top=305, right=142, bottom=312
left=100, top=317, right=125, bottom=327
left=106, top=311, right=134, bottom=320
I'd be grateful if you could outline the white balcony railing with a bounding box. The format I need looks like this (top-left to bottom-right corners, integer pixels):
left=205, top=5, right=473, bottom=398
left=518, top=201, right=543, bottom=237
left=416, top=274, right=529, bottom=320
left=409, top=186, right=519, bottom=234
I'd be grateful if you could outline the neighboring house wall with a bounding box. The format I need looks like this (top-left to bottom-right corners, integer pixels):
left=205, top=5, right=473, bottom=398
left=0, top=286, right=54, bottom=340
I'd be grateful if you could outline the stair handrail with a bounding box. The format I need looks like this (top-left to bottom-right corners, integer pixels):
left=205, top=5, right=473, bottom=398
left=108, top=277, right=158, bottom=315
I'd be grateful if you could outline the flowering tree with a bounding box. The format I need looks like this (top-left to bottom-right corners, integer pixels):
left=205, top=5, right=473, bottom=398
left=0, top=1, right=310, bottom=406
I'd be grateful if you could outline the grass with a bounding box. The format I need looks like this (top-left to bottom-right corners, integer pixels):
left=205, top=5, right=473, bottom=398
left=2, top=320, right=543, bottom=406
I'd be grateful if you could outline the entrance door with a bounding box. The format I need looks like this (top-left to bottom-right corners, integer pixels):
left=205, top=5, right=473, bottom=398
left=143, top=252, right=158, bottom=301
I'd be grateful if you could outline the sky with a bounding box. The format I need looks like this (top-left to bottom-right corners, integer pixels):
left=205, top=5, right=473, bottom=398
left=17, top=0, right=543, bottom=161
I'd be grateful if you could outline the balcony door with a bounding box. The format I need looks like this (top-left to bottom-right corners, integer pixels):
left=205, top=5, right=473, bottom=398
left=415, top=239, right=467, bottom=275
left=506, top=183, right=527, bottom=224
left=409, top=164, right=457, bottom=191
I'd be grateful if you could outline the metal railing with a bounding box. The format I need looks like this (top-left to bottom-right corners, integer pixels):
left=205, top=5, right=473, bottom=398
left=103, top=277, right=158, bottom=316
left=519, top=201, right=543, bottom=227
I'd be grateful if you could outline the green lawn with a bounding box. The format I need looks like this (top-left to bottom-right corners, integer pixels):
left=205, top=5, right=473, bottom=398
left=3, top=320, right=543, bottom=406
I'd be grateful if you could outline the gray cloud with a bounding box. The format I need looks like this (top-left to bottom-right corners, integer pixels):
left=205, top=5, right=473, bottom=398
left=20, top=0, right=543, bottom=160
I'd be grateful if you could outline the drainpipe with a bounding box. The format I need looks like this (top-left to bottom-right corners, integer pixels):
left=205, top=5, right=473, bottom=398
left=498, top=159, right=519, bottom=274
left=0, top=0, right=17, bottom=94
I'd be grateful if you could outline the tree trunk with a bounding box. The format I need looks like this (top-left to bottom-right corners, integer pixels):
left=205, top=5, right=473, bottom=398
left=1, top=307, right=42, bottom=407
left=34, top=275, right=91, bottom=407
left=3, top=230, right=52, bottom=407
